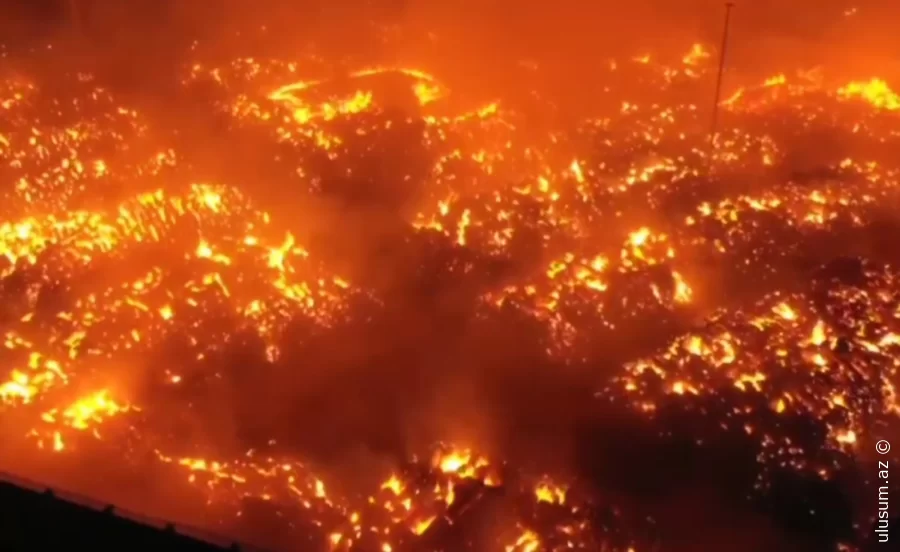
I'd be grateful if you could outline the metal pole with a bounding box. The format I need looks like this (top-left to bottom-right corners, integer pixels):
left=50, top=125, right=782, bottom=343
left=709, top=2, right=735, bottom=150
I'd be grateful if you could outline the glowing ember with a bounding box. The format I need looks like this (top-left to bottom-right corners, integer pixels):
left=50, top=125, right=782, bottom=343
left=0, top=20, right=898, bottom=552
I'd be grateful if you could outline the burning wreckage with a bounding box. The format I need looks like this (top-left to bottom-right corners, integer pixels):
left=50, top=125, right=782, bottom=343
left=0, top=40, right=899, bottom=552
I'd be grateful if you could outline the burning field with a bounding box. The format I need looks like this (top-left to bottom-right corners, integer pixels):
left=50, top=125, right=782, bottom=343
left=2, top=2, right=900, bottom=551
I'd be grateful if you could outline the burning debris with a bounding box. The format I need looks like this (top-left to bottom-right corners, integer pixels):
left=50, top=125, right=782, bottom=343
left=0, top=18, right=899, bottom=552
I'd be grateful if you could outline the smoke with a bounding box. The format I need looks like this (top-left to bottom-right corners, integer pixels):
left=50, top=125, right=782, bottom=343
left=6, top=1, right=899, bottom=94
left=1, top=1, right=899, bottom=551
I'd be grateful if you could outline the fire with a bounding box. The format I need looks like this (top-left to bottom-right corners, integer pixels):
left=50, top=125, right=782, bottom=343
left=682, top=43, right=710, bottom=66
left=834, top=429, right=858, bottom=446
left=534, top=480, right=567, bottom=505
left=772, top=302, right=797, bottom=321
left=413, top=81, right=443, bottom=105
left=57, top=390, right=131, bottom=430
left=432, top=448, right=491, bottom=480
left=1, top=34, right=898, bottom=552
left=505, top=529, right=540, bottom=552
left=381, top=474, right=404, bottom=495
left=672, top=271, right=693, bottom=303
left=437, top=450, right=470, bottom=473
left=837, top=78, right=900, bottom=110
left=809, top=320, right=828, bottom=346
left=763, top=74, right=787, bottom=87
left=411, top=516, right=436, bottom=535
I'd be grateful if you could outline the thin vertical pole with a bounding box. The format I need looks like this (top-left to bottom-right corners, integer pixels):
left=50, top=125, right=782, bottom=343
left=709, top=2, right=735, bottom=150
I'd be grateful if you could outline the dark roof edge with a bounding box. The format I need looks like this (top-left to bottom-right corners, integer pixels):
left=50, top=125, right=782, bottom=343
left=0, top=468, right=270, bottom=552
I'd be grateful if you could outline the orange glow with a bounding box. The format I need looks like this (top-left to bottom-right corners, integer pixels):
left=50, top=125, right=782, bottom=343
left=1, top=28, right=898, bottom=552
